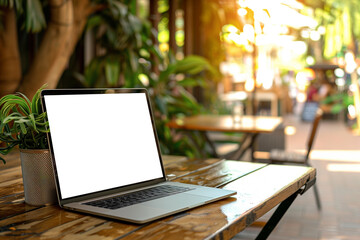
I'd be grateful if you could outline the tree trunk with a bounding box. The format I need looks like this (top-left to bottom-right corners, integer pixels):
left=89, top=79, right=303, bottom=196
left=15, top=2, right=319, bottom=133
left=17, top=0, right=94, bottom=98
left=0, top=7, right=22, bottom=97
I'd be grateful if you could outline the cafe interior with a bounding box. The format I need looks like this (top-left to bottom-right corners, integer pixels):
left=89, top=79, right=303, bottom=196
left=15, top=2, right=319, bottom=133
left=1, top=0, right=360, bottom=239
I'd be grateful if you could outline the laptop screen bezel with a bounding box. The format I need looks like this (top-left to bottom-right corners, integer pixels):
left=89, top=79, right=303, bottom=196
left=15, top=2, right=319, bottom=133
left=41, top=88, right=167, bottom=205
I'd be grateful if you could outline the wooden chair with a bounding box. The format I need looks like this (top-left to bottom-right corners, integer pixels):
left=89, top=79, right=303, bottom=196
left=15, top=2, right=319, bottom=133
left=268, top=109, right=323, bottom=210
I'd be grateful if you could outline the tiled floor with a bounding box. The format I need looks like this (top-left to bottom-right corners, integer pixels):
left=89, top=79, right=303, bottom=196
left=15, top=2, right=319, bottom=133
left=233, top=114, right=360, bottom=240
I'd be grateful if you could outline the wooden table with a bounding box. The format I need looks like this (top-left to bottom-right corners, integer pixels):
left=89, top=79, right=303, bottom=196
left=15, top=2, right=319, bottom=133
left=0, top=152, right=316, bottom=240
left=167, top=115, right=283, bottom=160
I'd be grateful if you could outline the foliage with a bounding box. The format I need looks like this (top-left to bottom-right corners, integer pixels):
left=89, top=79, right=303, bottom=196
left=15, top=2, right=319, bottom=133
left=72, top=1, right=217, bottom=157
left=81, top=52, right=216, bottom=157
left=322, top=91, right=354, bottom=114
left=0, top=0, right=46, bottom=32
left=76, top=0, right=157, bottom=88
left=314, top=0, right=360, bottom=58
left=0, top=0, right=219, bottom=158
left=202, top=0, right=235, bottom=80
left=148, top=55, right=215, bottom=157
left=0, top=87, right=48, bottom=164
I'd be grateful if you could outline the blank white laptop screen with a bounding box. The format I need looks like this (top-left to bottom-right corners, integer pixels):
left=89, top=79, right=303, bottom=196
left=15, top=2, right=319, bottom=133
left=44, top=93, right=164, bottom=199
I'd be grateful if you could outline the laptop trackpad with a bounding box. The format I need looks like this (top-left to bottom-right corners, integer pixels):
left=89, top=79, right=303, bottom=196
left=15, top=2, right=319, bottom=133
left=143, top=193, right=210, bottom=210
left=111, top=195, right=208, bottom=223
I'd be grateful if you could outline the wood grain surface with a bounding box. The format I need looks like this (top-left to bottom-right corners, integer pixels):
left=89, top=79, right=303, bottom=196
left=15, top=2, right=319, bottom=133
left=0, top=151, right=315, bottom=240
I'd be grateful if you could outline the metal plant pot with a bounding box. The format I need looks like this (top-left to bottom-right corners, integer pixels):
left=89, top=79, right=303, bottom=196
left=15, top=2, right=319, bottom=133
left=19, top=149, right=57, bottom=206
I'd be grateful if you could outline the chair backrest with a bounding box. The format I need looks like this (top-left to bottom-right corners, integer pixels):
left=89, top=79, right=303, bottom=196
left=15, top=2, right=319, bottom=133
left=305, top=109, right=323, bottom=161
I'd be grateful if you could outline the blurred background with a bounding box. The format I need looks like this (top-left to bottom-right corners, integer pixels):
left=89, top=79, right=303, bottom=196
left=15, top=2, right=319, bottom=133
left=1, top=0, right=360, bottom=238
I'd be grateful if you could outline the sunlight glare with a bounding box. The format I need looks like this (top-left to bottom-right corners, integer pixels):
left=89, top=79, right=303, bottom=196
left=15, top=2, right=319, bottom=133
left=284, top=126, right=296, bottom=135
left=349, top=84, right=358, bottom=93
left=327, top=164, right=360, bottom=173
left=245, top=78, right=255, bottom=92
left=226, top=25, right=239, bottom=33
left=348, top=105, right=356, bottom=119
left=310, top=31, right=321, bottom=41
left=243, top=24, right=255, bottom=42
left=237, top=0, right=315, bottom=29
left=138, top=74, right=149, bottom=86
left=237, top=8, right=247, bottom=16
left=317, top=26, right=326, bottom=35
left=334, top=68, right=345, bottom=78
left=296, top=72, right=306, bottom=85
left=306, top=56, right=315, bottom=65
left=335, top=78, right=346, bottom=87
left=310, top=150, right=360, bottom=163
left=296, top=93, right=306, bottom=102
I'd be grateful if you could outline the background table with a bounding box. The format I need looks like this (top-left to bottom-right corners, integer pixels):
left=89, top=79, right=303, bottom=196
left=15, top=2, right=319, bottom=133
left=167, top=115, right=283, bottom=160
left=0, top=152, right=315, bottom=239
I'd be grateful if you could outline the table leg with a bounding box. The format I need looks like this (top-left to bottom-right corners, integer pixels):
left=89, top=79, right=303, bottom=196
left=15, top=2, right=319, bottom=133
left=255, top=190, right=298, bottom=240
left=201, top=132, right=219, bottom=158
left=255, top=177, right=316, bottom=239
left=229, top=133, right=259, bottom=161
left=184, top=131, right=222, bottom=159
left=250, top=133, right=259, bottom=161
left=184, top=131, right=258, bottom=161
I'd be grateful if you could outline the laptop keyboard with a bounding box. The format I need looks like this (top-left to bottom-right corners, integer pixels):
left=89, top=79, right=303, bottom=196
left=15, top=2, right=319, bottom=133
left=83, top=185, right=193, bottom=210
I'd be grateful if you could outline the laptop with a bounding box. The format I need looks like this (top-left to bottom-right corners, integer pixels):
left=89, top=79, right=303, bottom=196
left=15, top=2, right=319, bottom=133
left=41, top=88, right=236, bottom=224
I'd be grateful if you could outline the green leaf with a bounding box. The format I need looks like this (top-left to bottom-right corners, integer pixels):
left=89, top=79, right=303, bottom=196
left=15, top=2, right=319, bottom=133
left=31, top=84, right=46, bottom=114
left=178, top=87, right=199, bottom=107
left=86, top=15, right=103, bottom=30
left=128, top=14, right=142, bottom=33
left=110, top=1, right=128, bottom=17
left=146, top=44, right=164, bottom=63
left=25, top=0, right=46, bottom=33
left=164, top=126, right=171, bottom=140
left=0, top=94, right=30, bottom=115
left=177, top=78, right=205, bottom=87
left=84, top=58, right=103, bottom=87
left=0, top=155, right=6, bottom=164
left=331, top=104, right=344, bottom=114
left=0, top=85, right=49, bottom=152
left=2, top=112, right=23, bottom=124
left=159, top=64, right=177, bottom=82
left=343, top=95, right=354, bottom=106
left=28, top=113, right=37, bottom=130
left=18, top=121, right=27, bottom=134
left=155, top=95, right=167, bottom=116
left=127, top=50, right=139, bottom=72
left=105, top=57, right=120, bottom=86
left=174, top=55, right=212, bottom=74
left=0, top=0, right=22, bottom=12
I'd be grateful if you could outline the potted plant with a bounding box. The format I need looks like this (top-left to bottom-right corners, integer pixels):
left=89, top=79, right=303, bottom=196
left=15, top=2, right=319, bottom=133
left=0, top=87, right=57, bottom=206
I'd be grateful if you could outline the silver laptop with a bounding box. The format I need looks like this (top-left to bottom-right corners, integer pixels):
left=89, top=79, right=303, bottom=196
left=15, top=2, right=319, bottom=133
left=41, top=88, right=236, bottom=224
